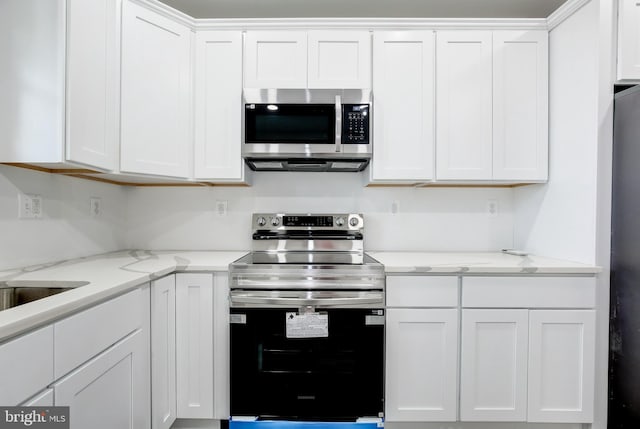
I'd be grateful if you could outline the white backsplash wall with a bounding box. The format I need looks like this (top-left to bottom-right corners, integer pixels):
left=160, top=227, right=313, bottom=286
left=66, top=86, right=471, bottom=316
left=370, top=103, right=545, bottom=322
left=126, top=172, right=514, bottom=252
left=0, top=165, right=128, bottom=271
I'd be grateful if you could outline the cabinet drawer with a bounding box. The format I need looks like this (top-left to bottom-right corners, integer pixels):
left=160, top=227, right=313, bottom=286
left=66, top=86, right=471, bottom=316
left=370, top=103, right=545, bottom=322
left=54, top=288, right=142, bottom=378
left=462, top=277, right=596, bottom=308
left=386, top=276, right=458, bottom=307
left=0, top=325, right=54, bottom=405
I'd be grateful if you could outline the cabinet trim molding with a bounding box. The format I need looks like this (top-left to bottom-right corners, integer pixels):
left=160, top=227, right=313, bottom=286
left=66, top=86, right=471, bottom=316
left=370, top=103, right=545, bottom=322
left=130, top=1, right=550, bottom=31
left=546, top=0, right=592, bottom=30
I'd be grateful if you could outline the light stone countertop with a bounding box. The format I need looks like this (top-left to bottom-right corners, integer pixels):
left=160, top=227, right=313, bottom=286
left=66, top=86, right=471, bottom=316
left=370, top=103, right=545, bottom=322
left=0, top=250, right=600, bottom=342
left=0, top=250, right=247, bottom=342
left=368, top=251, right=601, bottom=275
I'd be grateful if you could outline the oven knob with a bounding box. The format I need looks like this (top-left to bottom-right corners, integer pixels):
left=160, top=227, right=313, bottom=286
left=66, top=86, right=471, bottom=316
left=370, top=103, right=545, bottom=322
left=335, top=217, right=345, bottom=227
left=257, top=216, right=267, bottom=227
left=271, top=217, right=280, bottom=226
left=349, top=217, right=359, bottom=227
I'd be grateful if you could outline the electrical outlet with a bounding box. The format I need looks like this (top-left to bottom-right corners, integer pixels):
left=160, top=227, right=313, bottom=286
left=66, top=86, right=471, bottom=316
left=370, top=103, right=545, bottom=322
left=487, top=199, right=499, bottom=218
left=215, top=200, right=228, bottom=217
left=391, top=200, right=399, bottom=214
left=18, top=193, right=32, bottom=219
left=31, top=195, right=42, bottom=218
left=90, top=197, right=102, bottom=218
left=18, top=194, right=42, bottom=219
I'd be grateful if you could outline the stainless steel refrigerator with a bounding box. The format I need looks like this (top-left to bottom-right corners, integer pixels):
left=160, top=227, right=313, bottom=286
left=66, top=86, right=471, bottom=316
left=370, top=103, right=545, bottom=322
left=610, top=83, right=640, bottom=428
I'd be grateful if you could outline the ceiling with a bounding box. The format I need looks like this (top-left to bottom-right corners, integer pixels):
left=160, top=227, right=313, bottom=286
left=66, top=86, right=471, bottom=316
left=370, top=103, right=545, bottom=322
left=158, top=0, right=568, bottom=19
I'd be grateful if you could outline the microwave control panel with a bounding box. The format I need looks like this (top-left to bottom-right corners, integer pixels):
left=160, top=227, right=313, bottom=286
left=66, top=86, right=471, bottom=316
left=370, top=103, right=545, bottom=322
left=342, top=104, right=370, bottom=144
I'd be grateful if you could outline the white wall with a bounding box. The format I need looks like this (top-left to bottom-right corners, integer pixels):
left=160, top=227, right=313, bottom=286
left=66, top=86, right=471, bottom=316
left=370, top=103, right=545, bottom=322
left=513, top=0, right=600, bottom=264
left=126, top=173, right=514, bottom=252
left=0, top=164, right=128, bottom=271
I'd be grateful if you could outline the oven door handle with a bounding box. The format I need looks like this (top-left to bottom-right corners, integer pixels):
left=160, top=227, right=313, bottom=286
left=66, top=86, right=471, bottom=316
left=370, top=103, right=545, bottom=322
left=230, top=291, right=384, bottom=308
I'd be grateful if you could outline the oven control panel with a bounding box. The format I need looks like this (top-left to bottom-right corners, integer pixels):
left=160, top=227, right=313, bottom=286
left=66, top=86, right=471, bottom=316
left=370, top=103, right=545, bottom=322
left=253, top=213, right=363, bottom=231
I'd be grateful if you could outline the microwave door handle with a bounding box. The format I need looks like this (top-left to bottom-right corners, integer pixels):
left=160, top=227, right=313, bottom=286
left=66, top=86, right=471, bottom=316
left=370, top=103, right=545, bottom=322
left=335, top=94, right=342, bottom=153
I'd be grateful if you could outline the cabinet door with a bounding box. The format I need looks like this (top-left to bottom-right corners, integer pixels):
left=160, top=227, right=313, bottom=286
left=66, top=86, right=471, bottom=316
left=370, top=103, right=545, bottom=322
left=308, top=31, right=371, bottom=88
left=244, top=31, right=307, bottom=88
left=121, top=0, right=191, bottom=178
left=54, top=329, right=149, bottom=429
left=212, top=272, right=230, bottom=419
left=194, top=31, right=244, bottom=181
left=385, top=308, right=458, bottom=422
left=65, top=0, right=118, bottom=171
left=0, top=325, right=54, bottom=406
left=21, top=389, right=54, bottom=407
left=460, top=309, right=529, bottom=421
left=151, top=275, right=177, bottom=429
left=436, top=31, right=492, bottom=180
left=371, top=31, right=435, bottom=182
left=528, top=310, right=595, bottom=423
left=618, top=0, right=640, bottom=80
left=493, top=30, right=548, bottom=181
left=176, top=273, right=214, bottom=418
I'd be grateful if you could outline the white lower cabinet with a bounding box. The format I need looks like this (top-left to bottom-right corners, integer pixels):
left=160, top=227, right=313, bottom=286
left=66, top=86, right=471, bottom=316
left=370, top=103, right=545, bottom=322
left=176, top=273, right=214, bottom=419
left=460, top=309, right=529, bottom=421
left=53, top=329, right=148, bottom=429
left=212, top=272, right=231, bottom=420
left=151, top=275, right=177, bottom=429
left=385, top=308, right=458, bottom=422
left=386, top=275, right=596, bottom=425
left=0, top=325, right=54, bottom=405
left=21, top=389, right=54, bottom=406
left=527, top=310, right=596, bottom=423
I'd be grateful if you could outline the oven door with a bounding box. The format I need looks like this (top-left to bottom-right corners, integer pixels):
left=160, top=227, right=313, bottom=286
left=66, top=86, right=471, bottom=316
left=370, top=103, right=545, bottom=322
left=230, top=295, right=384, bottom=421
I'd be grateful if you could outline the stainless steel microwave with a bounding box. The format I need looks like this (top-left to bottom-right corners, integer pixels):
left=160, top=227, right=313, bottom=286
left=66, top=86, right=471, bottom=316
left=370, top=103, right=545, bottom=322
left=242, top=89, right=371, bottom=172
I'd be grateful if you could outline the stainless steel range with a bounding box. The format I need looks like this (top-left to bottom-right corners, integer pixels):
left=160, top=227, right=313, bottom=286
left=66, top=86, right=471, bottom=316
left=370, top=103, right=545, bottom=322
left=229, top=213, right=385, bottom=423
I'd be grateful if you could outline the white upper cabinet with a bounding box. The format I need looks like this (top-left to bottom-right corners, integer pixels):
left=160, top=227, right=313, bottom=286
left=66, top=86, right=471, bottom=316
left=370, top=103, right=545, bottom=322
left=244, top=31, right=371, bottom=89
left=435, top=30, right=548, bottom=182
left=0, top=0, right=118, bottom=171
left=308, top=31, right=371, bottom=88
left=121, top=0, right=192, bottom=178
left=618, top=0, right=640, bottom=80
left=66, top=0, right=119, bottom=170
left=244, top=31, right=308, bottom=88
left=436, top=31, right=493, bottom=180
left=194, top=31, right=244, bottom=181
left=493, top=30, right=548, bottom=181
left=371, top=31, right=435, bottom=182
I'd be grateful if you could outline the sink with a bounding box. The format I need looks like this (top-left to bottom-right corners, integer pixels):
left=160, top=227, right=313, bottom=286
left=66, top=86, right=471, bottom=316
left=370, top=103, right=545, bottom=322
left=0, top=280, right=89, bottom=311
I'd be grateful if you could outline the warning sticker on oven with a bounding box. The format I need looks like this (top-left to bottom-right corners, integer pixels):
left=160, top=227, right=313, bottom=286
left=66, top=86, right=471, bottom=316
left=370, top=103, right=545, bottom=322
left=285, top=312, right=329, bottom=338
